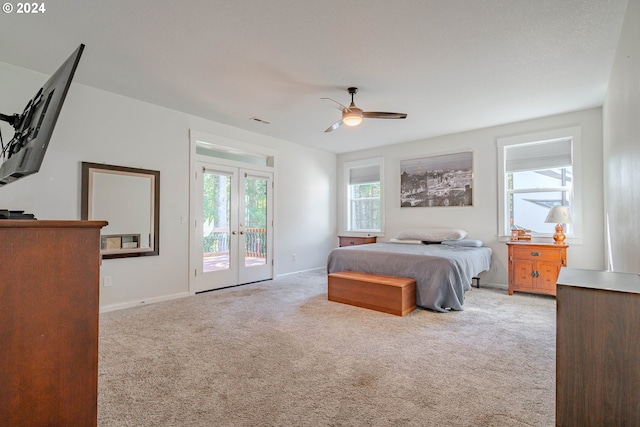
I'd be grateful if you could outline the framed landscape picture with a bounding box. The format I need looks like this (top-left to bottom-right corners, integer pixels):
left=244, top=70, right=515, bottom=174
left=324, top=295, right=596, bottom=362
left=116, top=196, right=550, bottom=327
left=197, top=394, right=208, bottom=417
left=400, top=151, right=473, bottom=207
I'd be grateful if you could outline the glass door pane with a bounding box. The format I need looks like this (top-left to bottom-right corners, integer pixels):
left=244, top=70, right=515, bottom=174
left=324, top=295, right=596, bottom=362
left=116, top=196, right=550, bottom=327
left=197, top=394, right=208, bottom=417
left=238, top=169, right=272, bottom=285
left=202, top=171, right=231, bottom=273
left=243, top=175, right=268, bottom=267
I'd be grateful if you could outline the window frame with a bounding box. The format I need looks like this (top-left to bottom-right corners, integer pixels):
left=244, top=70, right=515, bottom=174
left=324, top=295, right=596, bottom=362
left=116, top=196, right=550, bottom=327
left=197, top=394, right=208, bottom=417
left=497, top=127, right=583, bottom=243
left=343, top=157, right=384, bottom=235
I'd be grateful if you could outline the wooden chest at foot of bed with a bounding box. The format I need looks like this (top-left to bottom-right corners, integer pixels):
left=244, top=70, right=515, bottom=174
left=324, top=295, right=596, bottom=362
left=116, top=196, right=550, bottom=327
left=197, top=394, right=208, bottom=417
left=328, top=271, right=416, bottom=316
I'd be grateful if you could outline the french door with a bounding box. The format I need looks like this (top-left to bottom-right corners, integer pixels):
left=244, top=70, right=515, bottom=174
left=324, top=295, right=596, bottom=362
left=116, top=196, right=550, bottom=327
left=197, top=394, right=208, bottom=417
left=192, top=162, right=273, bottom=293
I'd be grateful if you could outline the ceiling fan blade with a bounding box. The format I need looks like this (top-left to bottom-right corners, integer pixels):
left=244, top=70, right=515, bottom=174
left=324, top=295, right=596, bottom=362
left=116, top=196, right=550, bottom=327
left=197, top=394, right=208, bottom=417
left=324, top=119, right=344, bottom=133
left=321, top=97, right=350, bottom=112
left=363, top=111, right=407, bottom=119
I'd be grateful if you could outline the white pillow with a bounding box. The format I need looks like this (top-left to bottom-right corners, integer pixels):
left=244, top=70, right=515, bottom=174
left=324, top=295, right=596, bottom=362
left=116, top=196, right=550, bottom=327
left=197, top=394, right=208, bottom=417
left=396, top=228, right=467, bottom=242
left=389, top=238, right=423, bottom=244
left=441, top=239, right=483, bottom=247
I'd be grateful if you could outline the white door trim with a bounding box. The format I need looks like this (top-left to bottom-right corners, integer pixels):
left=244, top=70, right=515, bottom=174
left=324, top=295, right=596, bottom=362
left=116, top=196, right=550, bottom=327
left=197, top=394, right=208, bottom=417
left=188, top=130, right=276, bottom=295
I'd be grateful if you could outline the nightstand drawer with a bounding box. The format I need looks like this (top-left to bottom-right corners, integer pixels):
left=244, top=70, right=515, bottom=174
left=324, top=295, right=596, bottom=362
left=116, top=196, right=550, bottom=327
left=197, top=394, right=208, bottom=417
left=510, top=246, right=563, bottom=262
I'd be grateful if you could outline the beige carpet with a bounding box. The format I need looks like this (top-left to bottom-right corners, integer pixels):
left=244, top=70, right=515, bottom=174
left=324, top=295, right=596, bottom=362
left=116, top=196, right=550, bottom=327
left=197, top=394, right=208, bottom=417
left=98, top=270, right=556, bottom=426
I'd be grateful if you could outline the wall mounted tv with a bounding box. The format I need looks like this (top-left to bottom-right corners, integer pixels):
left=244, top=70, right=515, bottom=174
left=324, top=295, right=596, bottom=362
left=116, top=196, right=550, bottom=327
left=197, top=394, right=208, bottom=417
left=0, top=44, right=84, bottom=186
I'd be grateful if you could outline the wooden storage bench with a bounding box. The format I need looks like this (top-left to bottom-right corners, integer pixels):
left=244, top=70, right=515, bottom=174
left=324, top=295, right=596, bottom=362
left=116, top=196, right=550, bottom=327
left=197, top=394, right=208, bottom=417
left=328, top=271, right=416, bottom=316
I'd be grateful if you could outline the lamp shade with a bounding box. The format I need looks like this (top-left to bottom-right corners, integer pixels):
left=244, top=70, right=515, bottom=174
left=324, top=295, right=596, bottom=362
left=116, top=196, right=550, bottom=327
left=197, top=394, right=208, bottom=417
left=545, top=206, right=572, bottom=224
left=343, top=108, right=363, bottom=126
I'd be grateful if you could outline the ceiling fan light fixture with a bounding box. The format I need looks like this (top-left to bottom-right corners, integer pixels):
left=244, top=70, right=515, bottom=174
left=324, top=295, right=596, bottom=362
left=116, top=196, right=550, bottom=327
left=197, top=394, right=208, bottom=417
left=343, top=109, right=363, bottom=126
left=322, top=87, right=406, bottom=133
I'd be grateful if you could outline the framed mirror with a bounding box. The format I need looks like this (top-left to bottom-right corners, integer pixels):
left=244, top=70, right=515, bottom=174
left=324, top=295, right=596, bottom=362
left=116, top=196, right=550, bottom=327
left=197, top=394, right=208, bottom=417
left=81, top=162, right=160, bottom=259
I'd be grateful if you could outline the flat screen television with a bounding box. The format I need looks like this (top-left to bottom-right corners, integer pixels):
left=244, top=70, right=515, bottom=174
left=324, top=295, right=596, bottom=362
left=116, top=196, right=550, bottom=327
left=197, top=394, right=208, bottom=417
left=0, top=44, right=84, bottom=187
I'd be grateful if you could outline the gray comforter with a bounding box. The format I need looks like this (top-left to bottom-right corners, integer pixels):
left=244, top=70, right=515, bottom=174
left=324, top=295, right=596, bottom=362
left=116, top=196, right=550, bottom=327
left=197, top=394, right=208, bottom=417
left=327, top=242, right=492, bottom=312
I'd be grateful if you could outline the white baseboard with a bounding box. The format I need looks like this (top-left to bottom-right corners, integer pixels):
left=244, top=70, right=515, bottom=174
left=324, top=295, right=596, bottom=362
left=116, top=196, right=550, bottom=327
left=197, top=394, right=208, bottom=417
left=100, top=292, right=190, bottom=313
left=276, top=266, right=325, bottom=278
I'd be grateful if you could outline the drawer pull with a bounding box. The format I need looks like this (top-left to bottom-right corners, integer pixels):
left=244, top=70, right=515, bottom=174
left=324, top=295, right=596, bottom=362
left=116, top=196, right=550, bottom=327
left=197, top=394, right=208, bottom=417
left=531, top=251, right=540, bottom=256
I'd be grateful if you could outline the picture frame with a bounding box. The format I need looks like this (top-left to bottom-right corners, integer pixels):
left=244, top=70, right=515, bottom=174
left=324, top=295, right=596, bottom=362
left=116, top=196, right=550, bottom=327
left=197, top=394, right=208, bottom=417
left=400, top=151, right=473, bottom=207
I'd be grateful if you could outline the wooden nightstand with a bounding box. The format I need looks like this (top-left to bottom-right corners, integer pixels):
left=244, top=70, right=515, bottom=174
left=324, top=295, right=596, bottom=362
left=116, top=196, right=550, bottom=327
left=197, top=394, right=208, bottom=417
left=507, top=242, right=568, bottom=296
left=338, top=235, right=377, bottom=247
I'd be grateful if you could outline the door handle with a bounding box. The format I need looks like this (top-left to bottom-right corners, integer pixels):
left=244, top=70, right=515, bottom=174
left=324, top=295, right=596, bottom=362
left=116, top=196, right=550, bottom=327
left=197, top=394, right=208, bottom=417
left=231, top=231, right=237, bottom=235
left=239, top=231, right=244, bottom=235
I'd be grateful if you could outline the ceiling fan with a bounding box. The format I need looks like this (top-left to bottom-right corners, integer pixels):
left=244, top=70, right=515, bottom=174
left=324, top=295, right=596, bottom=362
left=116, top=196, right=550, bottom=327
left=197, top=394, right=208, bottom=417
left=321, top=87, right=407, bottom=133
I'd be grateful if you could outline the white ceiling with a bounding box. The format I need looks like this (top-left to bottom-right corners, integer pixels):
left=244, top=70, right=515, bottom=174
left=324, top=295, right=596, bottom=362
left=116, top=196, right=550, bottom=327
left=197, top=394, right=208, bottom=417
left=0, top=0, right=628, bottom=154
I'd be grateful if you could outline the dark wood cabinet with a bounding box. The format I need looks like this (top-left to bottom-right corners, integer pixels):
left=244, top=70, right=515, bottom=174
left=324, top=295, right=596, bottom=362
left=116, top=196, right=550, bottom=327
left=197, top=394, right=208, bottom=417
left=0, top=220, right=107, bottom=427
left=556, top=268, right=640, bottom=426
left=507, top=242, right=567, bottom=296
left=338, top=235, right=377, bottom=247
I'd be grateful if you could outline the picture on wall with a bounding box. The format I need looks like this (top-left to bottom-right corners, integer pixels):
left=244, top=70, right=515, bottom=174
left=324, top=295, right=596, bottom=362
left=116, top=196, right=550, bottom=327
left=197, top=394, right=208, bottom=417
left=400, top=151, right=473, bottom=207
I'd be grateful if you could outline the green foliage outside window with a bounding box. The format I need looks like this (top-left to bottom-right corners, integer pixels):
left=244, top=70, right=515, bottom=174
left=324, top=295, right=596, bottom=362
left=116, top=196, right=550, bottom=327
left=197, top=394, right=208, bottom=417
left=350, top=182, right=381, bottom=231
left=202, top=173, right=268, bottom=253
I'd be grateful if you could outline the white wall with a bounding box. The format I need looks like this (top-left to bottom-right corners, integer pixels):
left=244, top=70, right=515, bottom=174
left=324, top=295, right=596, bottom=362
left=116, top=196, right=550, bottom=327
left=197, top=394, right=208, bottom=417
left=338, top=108, right=605, bottom=286
left=603, top=0, right=640, bottom=274
left=0, top=61, right=336, bottom=310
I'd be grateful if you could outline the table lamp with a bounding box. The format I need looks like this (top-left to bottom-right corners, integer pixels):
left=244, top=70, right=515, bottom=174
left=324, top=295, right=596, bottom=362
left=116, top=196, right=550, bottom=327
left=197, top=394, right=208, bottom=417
left=545, top=206, right=572, bottom=244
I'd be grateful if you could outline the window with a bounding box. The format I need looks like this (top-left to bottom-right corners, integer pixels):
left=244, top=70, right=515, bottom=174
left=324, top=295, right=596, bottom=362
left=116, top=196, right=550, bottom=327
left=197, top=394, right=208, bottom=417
left=344, top=158, right=384, bottom=233
left=497, top=127, right=582, bottom=239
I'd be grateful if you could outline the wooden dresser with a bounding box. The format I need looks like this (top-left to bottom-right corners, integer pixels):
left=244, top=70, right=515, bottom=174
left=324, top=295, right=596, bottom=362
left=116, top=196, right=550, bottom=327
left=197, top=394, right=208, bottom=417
left=506, top=242, right=567, bottom=296
left=556, top=268, right=640, bottom=426
left=0, top=220, right=107, bottom=427
left=338, top=235, right=377, bottom=247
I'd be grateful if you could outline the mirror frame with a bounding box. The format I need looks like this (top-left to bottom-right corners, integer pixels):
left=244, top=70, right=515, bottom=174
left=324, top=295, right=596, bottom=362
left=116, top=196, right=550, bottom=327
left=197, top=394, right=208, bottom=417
left=81, top=162, right=160, bottom=259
